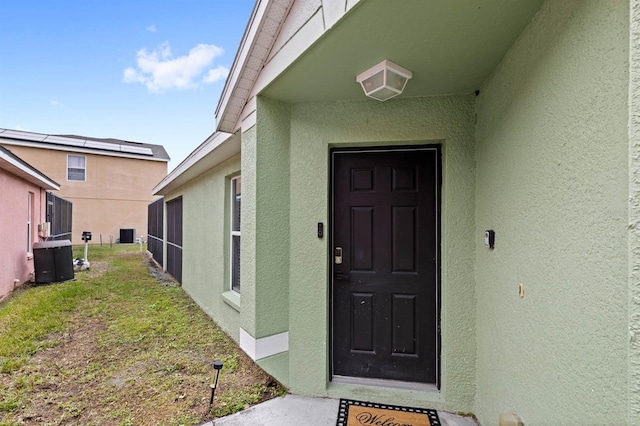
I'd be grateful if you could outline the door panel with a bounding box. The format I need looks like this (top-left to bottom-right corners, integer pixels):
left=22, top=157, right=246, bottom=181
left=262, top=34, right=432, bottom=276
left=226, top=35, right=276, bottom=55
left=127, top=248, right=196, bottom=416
left=392, top=294, right=417, bottom=355
left=351, top=207, right=374, bottom=270
left=352, top=293, right=375, bottom=352
left=332, top=147, right=440, bottom=384
left=392, top=206, right=416, bottom=272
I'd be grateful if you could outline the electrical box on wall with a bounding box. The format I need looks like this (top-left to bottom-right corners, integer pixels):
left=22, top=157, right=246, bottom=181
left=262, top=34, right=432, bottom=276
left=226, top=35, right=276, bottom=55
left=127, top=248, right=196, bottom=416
left=484, top=230, right=495, bottom=249
left=38, top=222, right=50, bottom=238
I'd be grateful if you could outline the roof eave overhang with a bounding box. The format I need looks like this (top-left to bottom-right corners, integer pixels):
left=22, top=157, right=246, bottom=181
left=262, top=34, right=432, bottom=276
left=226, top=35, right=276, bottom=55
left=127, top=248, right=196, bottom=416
left=153, top=131, right=240, bottom=196
left=0, top=138, right=169, bottom=162
left=0, top=150, right=60, bottom=190
left=215, top=0, right=294, bottom=134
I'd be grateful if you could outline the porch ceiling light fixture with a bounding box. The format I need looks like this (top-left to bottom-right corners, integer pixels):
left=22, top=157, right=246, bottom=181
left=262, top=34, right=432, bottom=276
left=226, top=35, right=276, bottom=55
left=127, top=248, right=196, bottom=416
left=356, top=60, right=413, bottom=101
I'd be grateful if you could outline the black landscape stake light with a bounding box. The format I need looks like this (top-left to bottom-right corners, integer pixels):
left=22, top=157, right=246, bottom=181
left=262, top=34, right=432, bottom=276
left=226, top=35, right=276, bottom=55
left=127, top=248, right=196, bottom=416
left=209, top=361, right=224, bottom=409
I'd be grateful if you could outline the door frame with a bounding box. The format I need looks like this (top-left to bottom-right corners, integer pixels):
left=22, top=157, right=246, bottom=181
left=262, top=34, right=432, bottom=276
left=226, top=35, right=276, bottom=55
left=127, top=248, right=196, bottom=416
left=328, top=144, right=442, bottom=389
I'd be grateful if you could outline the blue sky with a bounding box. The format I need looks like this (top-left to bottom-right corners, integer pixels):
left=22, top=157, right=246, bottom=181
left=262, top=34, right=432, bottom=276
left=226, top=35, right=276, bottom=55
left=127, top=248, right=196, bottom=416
left=0, top=0, right=255, bottom=169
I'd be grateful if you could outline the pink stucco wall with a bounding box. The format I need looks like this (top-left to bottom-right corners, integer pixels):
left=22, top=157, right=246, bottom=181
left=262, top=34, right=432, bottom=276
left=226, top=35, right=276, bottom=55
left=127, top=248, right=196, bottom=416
left=0, top=168, right=47, bottom=298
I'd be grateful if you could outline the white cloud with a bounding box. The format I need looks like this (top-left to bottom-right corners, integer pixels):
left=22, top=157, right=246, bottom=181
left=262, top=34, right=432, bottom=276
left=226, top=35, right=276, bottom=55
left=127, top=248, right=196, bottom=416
left=147, top=25, right=157, bottom=32
left=123, top=42, right=226, bottom=93
left=50, top=100, right=64, bottom=107
left=203, top=65, right=229, bottom=84
left=15, top=125, right=31, bottom=131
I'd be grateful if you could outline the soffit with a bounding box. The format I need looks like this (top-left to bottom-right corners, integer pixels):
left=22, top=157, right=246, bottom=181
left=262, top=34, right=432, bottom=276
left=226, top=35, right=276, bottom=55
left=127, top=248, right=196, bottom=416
left=0, top=146, right=60, bottom=190
left=261, top=0, right=544, bottom=103
left=216, top=0, right=293, bottom=133
left=153, top=132, right=240, bottom=195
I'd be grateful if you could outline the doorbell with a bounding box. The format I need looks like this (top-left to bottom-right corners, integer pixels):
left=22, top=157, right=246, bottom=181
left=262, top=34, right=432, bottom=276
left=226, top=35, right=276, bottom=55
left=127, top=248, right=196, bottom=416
left=484, top=230, right=495, bottom=249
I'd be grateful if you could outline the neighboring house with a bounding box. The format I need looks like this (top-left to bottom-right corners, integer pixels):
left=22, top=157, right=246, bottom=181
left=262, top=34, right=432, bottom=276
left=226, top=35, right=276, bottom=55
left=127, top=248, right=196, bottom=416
left=0, top=145, right=60, bottom=298
left=0, top=129, right=169, bottom=244
left=151, top=1, right=639, bottom=424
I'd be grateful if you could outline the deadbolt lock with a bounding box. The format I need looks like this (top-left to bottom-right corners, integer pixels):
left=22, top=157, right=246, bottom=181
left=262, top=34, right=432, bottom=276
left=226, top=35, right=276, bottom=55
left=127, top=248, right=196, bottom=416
left=335, top=247, right=343, bottom=264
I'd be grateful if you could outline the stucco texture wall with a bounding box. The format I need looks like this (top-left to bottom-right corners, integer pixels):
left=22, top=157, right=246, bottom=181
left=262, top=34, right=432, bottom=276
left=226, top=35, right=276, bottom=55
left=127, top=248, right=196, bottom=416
left=0, top=169, right=46, bottom=298
left=2, top=146, right=166, bottom=243
left=240, top=125, right=258, bottom=338
left=170, top=154, right=242, bottom=340
left=286, top=95, right=476, bottom=412
left=474, top=1, right=629, bottom=424
left=629, top=1, right=640, bottom=422
left=253, top=98, right=291, bottom=339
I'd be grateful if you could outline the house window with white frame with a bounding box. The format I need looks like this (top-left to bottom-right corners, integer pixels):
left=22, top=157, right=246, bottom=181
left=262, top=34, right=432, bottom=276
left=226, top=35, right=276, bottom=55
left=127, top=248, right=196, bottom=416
left=67, top=154, right=86, bottom=181
left=230, top=176, right=241, bottom=293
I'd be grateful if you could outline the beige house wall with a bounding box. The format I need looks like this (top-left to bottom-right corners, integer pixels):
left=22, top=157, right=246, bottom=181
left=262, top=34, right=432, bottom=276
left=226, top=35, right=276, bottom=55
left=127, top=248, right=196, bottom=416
left=2, top=145, right=167, bottom=243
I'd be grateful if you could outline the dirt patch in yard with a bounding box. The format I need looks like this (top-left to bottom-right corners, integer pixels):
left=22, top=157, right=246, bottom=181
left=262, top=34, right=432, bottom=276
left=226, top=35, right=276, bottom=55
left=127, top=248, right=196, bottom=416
left=0, top=248, right=285, bottom=425
left=16, top=318, right=109, bottom=424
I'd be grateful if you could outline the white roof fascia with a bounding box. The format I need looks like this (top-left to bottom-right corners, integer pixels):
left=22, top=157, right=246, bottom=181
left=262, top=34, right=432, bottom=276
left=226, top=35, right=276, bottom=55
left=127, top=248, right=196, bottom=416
left=215, top=0, right=294, bottom=134
left=250, top=8, right=325, bottom=99
left=215, top=0, right=268, bottom=122
left=0, top=149, right=60, bottom=190
left=153, top=131, right=237, bottom=195
left=0, top=138, right=168, bottom=162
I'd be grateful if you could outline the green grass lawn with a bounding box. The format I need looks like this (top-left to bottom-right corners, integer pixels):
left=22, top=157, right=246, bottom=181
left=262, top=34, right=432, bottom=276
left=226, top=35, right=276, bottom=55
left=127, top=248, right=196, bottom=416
left=0, top=244, right=284, bottom=426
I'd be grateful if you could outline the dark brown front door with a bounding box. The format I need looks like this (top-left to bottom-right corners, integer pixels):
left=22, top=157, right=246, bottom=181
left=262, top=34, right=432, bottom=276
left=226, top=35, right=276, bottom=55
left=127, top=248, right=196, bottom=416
left=331, top=147, right=440, bottom=384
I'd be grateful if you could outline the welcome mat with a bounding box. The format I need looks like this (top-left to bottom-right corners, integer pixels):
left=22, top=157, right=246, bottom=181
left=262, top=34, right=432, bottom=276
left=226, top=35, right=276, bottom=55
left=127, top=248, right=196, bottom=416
left=336, top=399, right=441, bottom=426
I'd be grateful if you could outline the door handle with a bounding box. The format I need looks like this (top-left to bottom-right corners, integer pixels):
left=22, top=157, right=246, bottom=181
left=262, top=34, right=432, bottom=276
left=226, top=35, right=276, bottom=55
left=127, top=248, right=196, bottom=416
left=335, top=247, right=343, bottom=264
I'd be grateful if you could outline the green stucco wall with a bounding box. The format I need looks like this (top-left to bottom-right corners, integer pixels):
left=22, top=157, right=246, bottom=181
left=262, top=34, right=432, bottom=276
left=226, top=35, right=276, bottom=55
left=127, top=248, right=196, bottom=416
left=255, top=98, right=291, bottom=338
left=240, top=126, right=257, bottom=337
left=284, top=95, right=477, bottom=412
left=257, top=351, right=290, bottom=388
left=474, top=1, right=629, bottom=424
left=630, top=1, right=640, bottom=423
left=167, top=154, right=242, bottom=341
left=240, top=98, right=292, bottom=340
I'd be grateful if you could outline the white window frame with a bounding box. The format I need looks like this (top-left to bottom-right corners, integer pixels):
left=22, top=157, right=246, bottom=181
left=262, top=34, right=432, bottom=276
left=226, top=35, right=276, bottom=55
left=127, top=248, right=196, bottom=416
left=27, top=192, right=33, bottom=253
left=67, top=154, right=86, bottom=181
left=230, top=176, right=241, bottom=294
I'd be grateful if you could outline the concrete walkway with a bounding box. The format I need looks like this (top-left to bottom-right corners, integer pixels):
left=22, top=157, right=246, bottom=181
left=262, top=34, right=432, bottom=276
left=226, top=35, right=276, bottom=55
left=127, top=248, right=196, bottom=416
left=203, top=395, right=479, bottom=426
